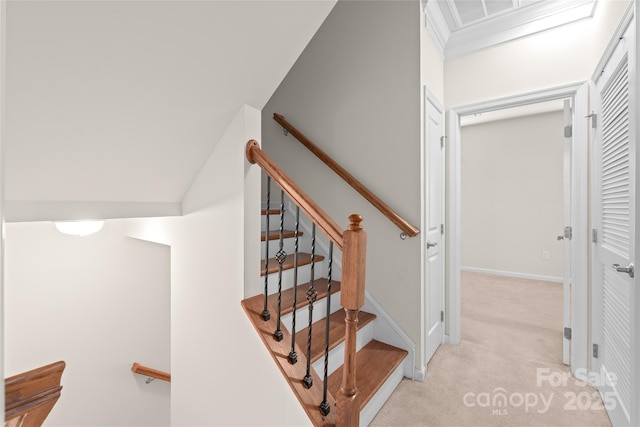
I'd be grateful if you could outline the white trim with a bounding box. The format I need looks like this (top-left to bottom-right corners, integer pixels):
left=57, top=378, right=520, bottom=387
left=425, top=1, right=448, bottom=58
left=592, top=1, right=635, bottom=84
left=446, top=109, right=462, bottom=345
left=363, top=292, right=416, bottom=381
left=413, top=366, right=426, bottom=382
left=446, top=0, right=597, bottom=59
left=447, top=82, right=590, bottom=375
left=421, top=87, right=446, bottom=369
left=425, top=0, right=598, bottom=60
left=461, top=266, right=563, bottom=283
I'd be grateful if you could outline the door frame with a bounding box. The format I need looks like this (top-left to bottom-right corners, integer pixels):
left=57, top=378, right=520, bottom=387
left=446, top=82, right=590, bottom=376
left=421, top=86, right=445, bottom=379
left=590, top=2, right=638, bottom=424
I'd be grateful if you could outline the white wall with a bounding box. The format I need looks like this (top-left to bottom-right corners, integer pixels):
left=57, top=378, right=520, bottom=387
left=4, top=220, right=171, bottom=426
left=127, top=105, right=310, bottom=426
left=0, top=1, right=5, bottom=422
left=445, top=0, right=631, bottom=108
left=421, top=6, right=444, bottom=105
left=461, top=111, right=565, bottom=280
left=262, top=0, right=423, bottom=365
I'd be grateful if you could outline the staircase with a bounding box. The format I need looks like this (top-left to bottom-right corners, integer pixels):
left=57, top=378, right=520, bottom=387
left=242, top=201, right=408, bottom=426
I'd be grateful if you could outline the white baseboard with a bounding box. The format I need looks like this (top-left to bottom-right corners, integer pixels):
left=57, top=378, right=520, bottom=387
left=461, top=266, right=563, bottom=283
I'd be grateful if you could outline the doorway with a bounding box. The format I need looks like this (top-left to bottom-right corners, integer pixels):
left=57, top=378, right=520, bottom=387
left=446, top=83, right=590, bottom=376
left=459, top=100, right=568, bottom=364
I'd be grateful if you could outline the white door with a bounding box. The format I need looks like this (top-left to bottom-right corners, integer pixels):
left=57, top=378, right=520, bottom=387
left=562, top=99, right=572, bottom=366
left=424, top=90, right=445, bottom=363
left=591, top=9, right=637, bottom=426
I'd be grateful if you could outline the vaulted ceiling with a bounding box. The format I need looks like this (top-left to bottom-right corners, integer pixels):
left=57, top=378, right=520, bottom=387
left=4, top=0, right=336, bottom=222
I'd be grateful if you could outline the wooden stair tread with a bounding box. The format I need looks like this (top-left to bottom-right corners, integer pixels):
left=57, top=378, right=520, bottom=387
left=267, top=278, right=341, bottom=316
left=241, top=295, right=335, bottom=426
left=261, top=209, right=281, bottom=215
left=296, top=310, right=376, bottom=364
left=327, top=340, right=408, bottom=411
left=261, top=229, right=303, bottom=241
left=260, top=253, right=325, bottom=276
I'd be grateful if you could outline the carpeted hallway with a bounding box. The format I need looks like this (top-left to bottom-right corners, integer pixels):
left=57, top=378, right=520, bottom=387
left=370, top=271, right=613, bottom=427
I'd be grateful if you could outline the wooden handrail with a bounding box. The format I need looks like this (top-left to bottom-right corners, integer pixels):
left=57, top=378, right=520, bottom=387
left=247, top=140, right=364, bottom=426
left=131, top=363, right=171, bottom=383
left=246, top=139, right=344, bottom=249
left=273, top=113, right=420, bottom=238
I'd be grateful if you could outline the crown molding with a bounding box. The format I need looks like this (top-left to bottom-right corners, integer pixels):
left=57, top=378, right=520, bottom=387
left=424, top=0, right=599, bottom=61
left=424, top=0, right=447, bottom=59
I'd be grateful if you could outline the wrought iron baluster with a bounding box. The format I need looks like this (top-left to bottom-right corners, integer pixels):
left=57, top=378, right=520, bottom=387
left=319, top=241, right=334, bottom=416
left=288, top=207, right=301, bottom=364
left=273, top=190, right=286, bottom=342
left=262, top=176, right=271, bottom=321
left=303, top=223, right=317, bottom=389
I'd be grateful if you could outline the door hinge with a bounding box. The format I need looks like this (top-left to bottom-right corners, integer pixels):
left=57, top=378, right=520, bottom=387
left=564, top=125, right=573, bottom=138
left=586, top=112, right=597, bottom=129
left=593, top=343, right=599, bottom=358
left=564, top=226, right=573, bottom=241
left=592, top=229, right=598, bottom=243
left=440, top=136, right=446, bottom=149
left=440, top=223, right=444, bottom=235
left=441, top=311, right=444, bottom=322
left=564, top=327, right=572, bottom=340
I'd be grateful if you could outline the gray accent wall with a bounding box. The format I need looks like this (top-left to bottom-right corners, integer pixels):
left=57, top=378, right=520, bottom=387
left=262, top=1, right=423, bottom=362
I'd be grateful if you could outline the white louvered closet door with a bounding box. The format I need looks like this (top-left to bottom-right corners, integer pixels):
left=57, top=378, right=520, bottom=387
left=592, top=8, right=637, bottom=427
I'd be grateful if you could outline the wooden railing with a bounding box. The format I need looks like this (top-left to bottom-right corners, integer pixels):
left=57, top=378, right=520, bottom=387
left=131, top=363, right=171, bottom=383
left=5, top=361, right=65, bottom=427
left=273, top=113, right=420, bottom=238
left=246, top=140, right=366, bottom=427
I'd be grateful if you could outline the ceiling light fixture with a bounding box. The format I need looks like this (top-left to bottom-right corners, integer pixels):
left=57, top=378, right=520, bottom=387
left=54, top=220, right=105, bottom=237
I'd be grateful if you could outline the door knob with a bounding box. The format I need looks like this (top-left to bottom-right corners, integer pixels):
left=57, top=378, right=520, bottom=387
left=557, top=235, right=564, bottom=240
left=427, top=241, right=437, bottom=249
left=613, top=263, right=634, bottom=278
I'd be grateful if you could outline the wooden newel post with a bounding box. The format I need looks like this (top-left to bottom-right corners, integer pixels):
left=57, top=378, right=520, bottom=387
left=337, top=214, right=367, bottom=427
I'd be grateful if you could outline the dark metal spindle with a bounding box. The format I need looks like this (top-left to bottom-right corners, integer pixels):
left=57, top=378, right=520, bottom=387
left=303, top=223, right=318, bottom=389
left=288, top=207, right=301, bottom=364
left=261, top=176, right=271, bottom=321
left=273, top=190, right=286, bottom=342
left=319, top=241, right=334, bottom=416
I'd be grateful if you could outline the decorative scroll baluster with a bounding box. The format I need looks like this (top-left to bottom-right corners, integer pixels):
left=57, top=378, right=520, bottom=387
left=319, top=241, right=334, bottom=416
left=273, top=190, right=286, bottom=342
left=303, top=223, right=318, bottom=389
left=262, top=176, right=271, bottom=321
left=288, top=207, right=301, bottom=364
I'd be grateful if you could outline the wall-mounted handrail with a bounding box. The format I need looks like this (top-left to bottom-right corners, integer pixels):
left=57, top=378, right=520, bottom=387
left=246, top=139, right=344, bottom=249
left=131, top=362, right=171, bottom=383
left=273, top=113, right=420, bottom=238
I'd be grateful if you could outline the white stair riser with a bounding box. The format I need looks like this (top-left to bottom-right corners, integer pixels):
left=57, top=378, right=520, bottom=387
left=281, top=291, right=342, bottom=334
left=261, top=214, right=294, bottom=232
left=261, top=238, right=297, bottom=260
left=311, top=319, right=375, bottom=378
left=263, top=262, right=328, bottom=292
left=262, top=235, right=333, bottom=259
left=359, top=361, right=404, bottom=427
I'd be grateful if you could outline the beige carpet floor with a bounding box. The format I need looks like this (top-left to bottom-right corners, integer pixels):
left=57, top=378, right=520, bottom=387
left=370, top=271, right=613, bottom=427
